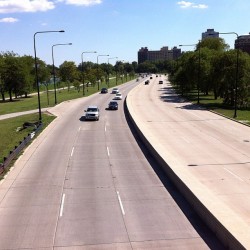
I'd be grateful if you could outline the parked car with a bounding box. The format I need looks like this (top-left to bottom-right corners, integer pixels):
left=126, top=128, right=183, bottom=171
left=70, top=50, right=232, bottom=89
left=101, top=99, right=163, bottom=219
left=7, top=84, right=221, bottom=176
left=84, top=105, right=100, bottom=121
left=101, top=87, right=108, bottom=93
left=145, top=80, right=149, bottom=85
left=114, top=93, right=123, bottom=100
left=108, top=101, right=118, bottom=110
left=112, top=88, right=119, bottom=94
left=159, top=80, right=163, bottom=84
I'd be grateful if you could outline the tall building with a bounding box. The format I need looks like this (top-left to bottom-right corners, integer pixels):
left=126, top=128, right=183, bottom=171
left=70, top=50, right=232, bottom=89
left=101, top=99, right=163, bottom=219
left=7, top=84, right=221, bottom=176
left=202, top=28, right=219, bottom=40
left=235, top=35, right=250, bottom=54
left=138, top=46, right=181, bottom=64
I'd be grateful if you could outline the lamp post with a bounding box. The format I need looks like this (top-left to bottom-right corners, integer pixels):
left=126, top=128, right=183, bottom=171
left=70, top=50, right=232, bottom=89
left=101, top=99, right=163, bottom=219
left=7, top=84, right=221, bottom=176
left=219, top=32, right=239, bottom=118
left=108, top=57, right=118, bottom=87
left=179, top=41, right=201, bottom=104
left=97, top=54, right=109, bottom=90
left=52, top=43, right=72, bottom=104
left=81, top=51, right=97, bottom=95
left=34, top=30, right=64, bottom=122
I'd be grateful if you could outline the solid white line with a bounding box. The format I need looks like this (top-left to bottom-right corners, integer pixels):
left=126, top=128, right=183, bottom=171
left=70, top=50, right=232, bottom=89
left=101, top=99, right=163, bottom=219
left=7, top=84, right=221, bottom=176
left=71, top=147, right=74, bottom=157
left=60, top=193, right=65, bottom=217
left=224, top=168, right=244, bottom=182
left=107, top=147, right=110, bottom=156
left=117, top=191, right=125, bottom=215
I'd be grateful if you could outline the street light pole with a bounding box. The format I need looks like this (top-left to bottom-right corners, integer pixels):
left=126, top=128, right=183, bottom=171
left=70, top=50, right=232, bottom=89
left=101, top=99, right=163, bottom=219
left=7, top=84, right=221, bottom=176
left=219, top=32, right=239, bottom=118
left=179, top=42, right=201, bottom=104
left=97, top=54, right=109, bottom=90
left=52, top=43, right=72, bottom=104
left=108, top=57, right=118, bottom=87
left=81, top=51, right=97, bottom=95
left=34, top=30, right=64, bottom=122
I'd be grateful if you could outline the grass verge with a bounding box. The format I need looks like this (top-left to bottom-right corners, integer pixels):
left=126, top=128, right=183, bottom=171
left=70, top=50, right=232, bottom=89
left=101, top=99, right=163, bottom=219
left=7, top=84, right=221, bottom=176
left=0, top=113, right=56, bottom=179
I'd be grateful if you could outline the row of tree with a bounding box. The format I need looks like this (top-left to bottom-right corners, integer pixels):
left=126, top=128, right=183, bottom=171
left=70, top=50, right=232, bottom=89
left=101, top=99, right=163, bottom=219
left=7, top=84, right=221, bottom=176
left=171, top=38, right=250, bottom=108
left=0, top=51, right=138, bottom=101
left=137, top=38, right=250, bottom=109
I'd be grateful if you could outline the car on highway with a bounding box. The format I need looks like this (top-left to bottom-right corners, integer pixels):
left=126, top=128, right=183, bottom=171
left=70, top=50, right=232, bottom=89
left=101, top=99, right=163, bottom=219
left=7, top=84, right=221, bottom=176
left=108, top=101, right=118, bottom=110
left=114, top=93, right=122, bottom=100
left=159, top=80, right=163, bottom=84
left=145, top=80, right=149, bottom=85
left=101, top=87, right=108, bottom=93
left=112, top=88, right=119, bottom=94
left=84, top=105, right=100, bottom=121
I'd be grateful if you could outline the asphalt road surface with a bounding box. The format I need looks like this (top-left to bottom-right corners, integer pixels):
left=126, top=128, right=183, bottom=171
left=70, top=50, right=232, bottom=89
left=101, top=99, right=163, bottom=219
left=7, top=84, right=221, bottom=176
left=0, top=79, right=224, bottom=249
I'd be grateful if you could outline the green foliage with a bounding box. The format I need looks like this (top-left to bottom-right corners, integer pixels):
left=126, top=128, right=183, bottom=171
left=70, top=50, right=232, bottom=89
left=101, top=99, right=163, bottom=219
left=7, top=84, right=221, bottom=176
left=171, top=38, right=250, bottom=110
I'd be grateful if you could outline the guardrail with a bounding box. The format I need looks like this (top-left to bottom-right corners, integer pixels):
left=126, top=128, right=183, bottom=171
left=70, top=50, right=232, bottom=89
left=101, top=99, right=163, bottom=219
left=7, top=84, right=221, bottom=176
left=0, top=123, right=42, bottom=175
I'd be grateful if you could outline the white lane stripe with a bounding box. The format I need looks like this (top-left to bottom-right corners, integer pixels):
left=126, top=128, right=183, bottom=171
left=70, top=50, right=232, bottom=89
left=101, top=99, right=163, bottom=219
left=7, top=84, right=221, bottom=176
left=79, top=126, right=81, bottom=131
left=71, top=147, right=74, bottom=157
left=117, top=191, right=125, bottom=215
left=60, top=193, right=66, bottom=217
left=224, top=168, right=244, bottom=182
left=105, top=125, right=107, bottom=132
left=107, top=147, right=110, bottom=156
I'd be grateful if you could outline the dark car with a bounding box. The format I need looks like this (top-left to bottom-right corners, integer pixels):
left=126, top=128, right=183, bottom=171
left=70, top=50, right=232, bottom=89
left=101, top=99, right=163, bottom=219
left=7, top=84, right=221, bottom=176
left=101, top=88, right=108, bottom=93
left=108, top=101, right=118, bottom=110
left=159, top=80, right=163, bottom=84
left=145, top=80, right=150, bottom=85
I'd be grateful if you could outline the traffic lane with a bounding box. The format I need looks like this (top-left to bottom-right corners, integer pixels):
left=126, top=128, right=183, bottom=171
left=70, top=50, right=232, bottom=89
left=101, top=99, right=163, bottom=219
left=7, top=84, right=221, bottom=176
left=53, top=82, right=139, bottom=247
left=0, top=92, right=111, bottom=249
left=0, top=117, right=79, bottom=249
left=128, top=77, right=250, bottom=246
left=105, top=100, right=212, bottom=248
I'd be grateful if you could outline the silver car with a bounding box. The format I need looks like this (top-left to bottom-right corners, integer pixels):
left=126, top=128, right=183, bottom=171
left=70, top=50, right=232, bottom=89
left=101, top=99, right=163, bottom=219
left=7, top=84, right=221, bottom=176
left=84, top=105, right=100, bottom=121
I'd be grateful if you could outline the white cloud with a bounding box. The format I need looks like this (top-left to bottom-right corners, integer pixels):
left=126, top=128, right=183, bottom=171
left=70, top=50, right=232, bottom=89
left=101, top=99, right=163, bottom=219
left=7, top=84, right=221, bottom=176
left=177, top=1, right=208, bottom=9
left=0, top=0, right=55, bottom=13
left=62, top=0, right=102, bottom=6
left=0, top=17, right=18, bottom=22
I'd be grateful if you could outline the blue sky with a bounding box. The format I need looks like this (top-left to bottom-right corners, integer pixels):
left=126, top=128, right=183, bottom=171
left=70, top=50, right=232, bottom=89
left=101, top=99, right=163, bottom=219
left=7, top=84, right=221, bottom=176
left=0, top=0, right=250, bottom=66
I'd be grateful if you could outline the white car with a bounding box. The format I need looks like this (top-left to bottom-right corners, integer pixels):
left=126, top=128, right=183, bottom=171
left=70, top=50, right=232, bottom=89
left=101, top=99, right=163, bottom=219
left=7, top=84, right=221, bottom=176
left=114, top=93, right=122, bottom=100
left=112, top=88, right=119, bottom=94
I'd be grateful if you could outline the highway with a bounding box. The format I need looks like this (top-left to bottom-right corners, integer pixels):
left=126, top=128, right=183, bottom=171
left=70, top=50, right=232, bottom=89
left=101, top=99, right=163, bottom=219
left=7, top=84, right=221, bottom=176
left=127, top=75, right=250, bottom=249
left=0, top=78, right=223, bottom=249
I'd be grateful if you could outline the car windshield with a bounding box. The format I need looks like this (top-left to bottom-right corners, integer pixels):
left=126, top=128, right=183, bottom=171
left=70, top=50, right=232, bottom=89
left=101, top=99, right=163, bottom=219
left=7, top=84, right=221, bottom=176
left=116, top=93, right=121, bottom=96
left=87, top=108, right=98, bottom=112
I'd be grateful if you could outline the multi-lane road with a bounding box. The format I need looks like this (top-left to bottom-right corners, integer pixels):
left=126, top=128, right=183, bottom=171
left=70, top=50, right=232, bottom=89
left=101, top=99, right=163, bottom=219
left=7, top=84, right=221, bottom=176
left=0, top=78, right=225, bottom=249
left=127, top=75, right=250, bottom=249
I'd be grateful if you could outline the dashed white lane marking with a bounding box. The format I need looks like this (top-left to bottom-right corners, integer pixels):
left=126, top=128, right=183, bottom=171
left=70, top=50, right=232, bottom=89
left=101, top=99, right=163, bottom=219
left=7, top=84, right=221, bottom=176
left=71, top=147, right=74, bottom=157
left=107, top=147, right=110, bottom=156
left=224, top=168, right=244, bottom=182
left=117, top=191, right=125, bottom=215
left=60, top=193, right=66, bottom=217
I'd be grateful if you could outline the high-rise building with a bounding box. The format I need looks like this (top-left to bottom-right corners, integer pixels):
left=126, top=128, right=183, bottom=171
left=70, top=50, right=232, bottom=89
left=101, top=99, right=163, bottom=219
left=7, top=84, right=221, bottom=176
left=138, top=46, right=181, bottom=64
left=202, top=28, right=219, bottom=40
left=235, top=35, right=250, bottom=54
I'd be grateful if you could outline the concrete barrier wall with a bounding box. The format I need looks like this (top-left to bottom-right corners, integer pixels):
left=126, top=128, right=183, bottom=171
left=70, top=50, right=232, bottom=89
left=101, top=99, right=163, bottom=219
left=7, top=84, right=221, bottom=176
left=125, top=96, right=245, bottom=250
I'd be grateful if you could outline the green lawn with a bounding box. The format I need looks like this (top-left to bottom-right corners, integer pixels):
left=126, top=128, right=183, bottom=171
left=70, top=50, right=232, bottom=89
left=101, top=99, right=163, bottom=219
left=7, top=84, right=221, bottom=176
left=0, top=113, right=55, bottom=178
left=0, top=77, right=127, bottom=115
left=179, top=89, right=250, bottom=125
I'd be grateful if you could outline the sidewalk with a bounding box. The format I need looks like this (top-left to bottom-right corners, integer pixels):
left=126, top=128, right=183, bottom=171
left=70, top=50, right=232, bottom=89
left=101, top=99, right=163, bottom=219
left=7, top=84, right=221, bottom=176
left=0, top=108, right=50, bottom=121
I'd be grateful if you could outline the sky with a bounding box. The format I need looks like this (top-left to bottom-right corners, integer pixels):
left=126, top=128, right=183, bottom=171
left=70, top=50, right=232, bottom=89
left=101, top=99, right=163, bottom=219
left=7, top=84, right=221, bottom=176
left=0, top=0, right=250, bottom=67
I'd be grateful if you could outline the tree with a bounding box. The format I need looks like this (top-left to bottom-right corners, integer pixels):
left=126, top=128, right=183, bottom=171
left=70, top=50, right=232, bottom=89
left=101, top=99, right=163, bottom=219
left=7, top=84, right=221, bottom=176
left=59, top=61, right=78, bottom=83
